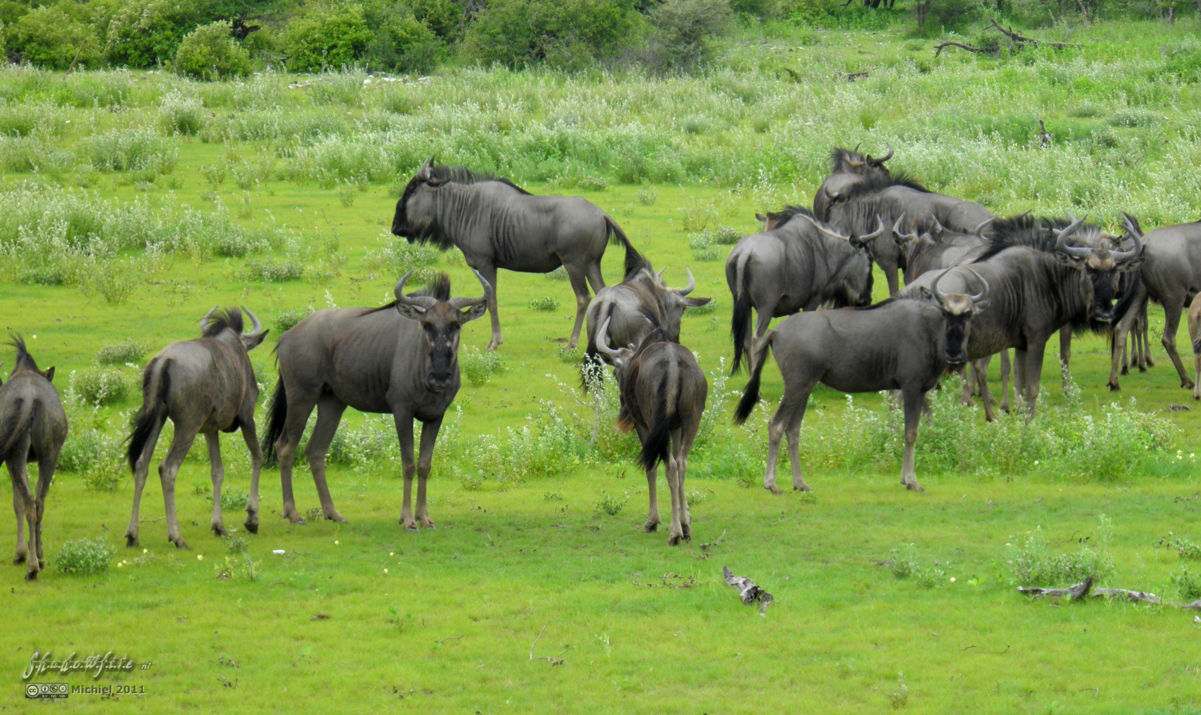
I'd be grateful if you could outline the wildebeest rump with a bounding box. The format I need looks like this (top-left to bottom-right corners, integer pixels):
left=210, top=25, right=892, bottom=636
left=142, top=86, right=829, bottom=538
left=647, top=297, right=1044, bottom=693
left=262, top=270, right=489, bottom=530
left=596, top=319, right=707, bottom=546
left=391, top=159, right=645, bottom=351
left=582, top=266, right=710, bottom=384
left=734, top=272, right=988, bottom=493
left=0, top=337, right=66, bottom=580
left=1108, top=216, right=1201, bottom=391
left=126, top=308, right=267, bottom=549
left=727, top=207, right=882, bottom=374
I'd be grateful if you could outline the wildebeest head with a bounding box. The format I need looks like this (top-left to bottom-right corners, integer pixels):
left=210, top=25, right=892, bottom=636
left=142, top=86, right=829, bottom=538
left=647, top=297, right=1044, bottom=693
left=919, top=268, right=990, bottom=366
left=201, top=306, right=268, bottom=352
left=651, top=267, right=711, bottom=339
left=594, top=317, right=671, bottom=382
left=1052, top=214, right=1143, bottom=324
left=6, top=334, right=54, bottom=382
left=797, top=213, right=883, bottom=308
left=814, top=143, right=894, bottom=220
left=392, top=268, right=491, bottom=393
left=392, top=157, right=446, bottom=244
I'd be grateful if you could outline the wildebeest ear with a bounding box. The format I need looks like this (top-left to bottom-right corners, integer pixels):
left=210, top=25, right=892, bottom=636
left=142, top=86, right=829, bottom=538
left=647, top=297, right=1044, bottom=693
left=43, top=366, right=55, bottom=382
left=918, top=286, right=936, bottom=303
left=394, top=302, right=428, bottom=321
left=684, top=296, right=712, bottom=308
left=242, top=329, right=269, bottom=350
left=971, top=299, right=990, bottom=314
left=459, top=302, right=487, bottom=323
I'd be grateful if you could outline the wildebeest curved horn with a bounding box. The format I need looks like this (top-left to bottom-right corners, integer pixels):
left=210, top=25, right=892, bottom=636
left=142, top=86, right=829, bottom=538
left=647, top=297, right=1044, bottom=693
left=847, top=143, right=865, bottom=168
left=857, top=216, right=886, bottom=243
left=656, top=266, right=667, bottom=284
left=892, top=213, right=918, bottom=243
left=676, top=267, right=696, bottom=296
left=416, top=156, right=434, bottom=181
left=393, top=269, right=435, bottom=312
left=875, top=141, right=894, bottom=164
left=929, top=267, right=952, bottom=305
left=1054, top=213, right=1092, bottom=259
left=241, top=307, right=264, bottom=339
left=929, top=215, right=947, bottom=237
left=797, top=213, right=850, bottom=241
left=201, top=305, right=219, bottom=330
left=596, top=316, right=621, bottom=361
left=1111, top=224, right=1142, bottom=262
left=963, top=267, right=990, bottom=304
left=450, top=269, right=493, bottom=311
left=974, top=217, right=994, bottom=237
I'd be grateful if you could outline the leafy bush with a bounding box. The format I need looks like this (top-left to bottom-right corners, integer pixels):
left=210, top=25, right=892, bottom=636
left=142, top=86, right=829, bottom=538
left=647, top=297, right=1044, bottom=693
left=642, top=0, right=734, bottom=74
left=1171, top=567, right=1201, bottom=601
left=159, top=91, right=205, bottom=135
left=1005, top=516, right=1115, bottom=587
left=104, top=0, right=213, bottom=69
left=594, top=489, right=630, bottom=517
left=247, top=259, right=305, bottom=282
left=70, top=369, right=133, bottom=407
left=888, top=544, right=950, bottom=588
left=527, top=295, right=560, bottom=311
left=282, top=2, right=373, bottom=72
left=274, top=307, right=310, bottom=333
left=57, top=421, right=124, bottom=476
left=96, top=339, right=147, bottom=366
left=460, top=347, right=504, bottom=386
left=462, top=0, right=636, bottom=71
left=54, top=538, right=114, bottom=576
left=83, top=128, right=178, bottom=176
left=6, top=5, right=102, bottom=70
left=173, top=20, right=252, bottom=80
left=361, top=5, right=441, bottom=73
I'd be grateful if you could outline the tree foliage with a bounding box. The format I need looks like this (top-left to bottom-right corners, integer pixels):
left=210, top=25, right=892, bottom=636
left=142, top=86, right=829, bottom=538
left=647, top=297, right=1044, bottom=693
left=174, top=20, right=252, bottom=80
left=461, top=0, right=637, bottom=70
left=6, top=5, right=102, bottom=69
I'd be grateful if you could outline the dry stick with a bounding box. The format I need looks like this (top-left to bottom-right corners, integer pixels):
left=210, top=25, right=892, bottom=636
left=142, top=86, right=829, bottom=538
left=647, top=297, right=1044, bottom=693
left=987, top=20, right=1080, bottom=49
left=1018, top=575, right=1094, bottom=600
left=65, top=43, right=86, bottom=74
left=935, top=42, right=992, bottom=57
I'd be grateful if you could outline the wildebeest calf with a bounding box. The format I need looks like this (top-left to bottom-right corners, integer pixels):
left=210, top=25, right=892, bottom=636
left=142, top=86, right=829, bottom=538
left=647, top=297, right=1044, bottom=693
left=595, top=319, right=707, bottom=546
left=734, top=272, right=988, bottom=493
left=126, top=308, right=267, bottom=548
left=0, top=336, right=67, bottom=580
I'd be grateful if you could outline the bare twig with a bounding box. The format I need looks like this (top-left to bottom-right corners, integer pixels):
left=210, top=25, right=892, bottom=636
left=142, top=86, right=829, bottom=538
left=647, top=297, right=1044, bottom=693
left=528, top=625, right=564, bottom=666
left=935, top=42, right=991, bottom=57
left=987, top=20, right=1080, bottom=49
left=1092, top=588, right=1162, bottom=605
left=1018, top=576, right=1094, bottom=600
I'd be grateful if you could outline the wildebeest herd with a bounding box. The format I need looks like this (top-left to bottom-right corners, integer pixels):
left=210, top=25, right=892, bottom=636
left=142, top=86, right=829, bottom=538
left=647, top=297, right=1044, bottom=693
left=6, top=149, right=1201, bottom=579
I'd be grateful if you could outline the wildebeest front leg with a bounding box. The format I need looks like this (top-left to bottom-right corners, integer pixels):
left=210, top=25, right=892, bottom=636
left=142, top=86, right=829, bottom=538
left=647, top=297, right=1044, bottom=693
left=395, top=412, right=420, bottom=530
left=564, top=264, right=592, bottom=350
left=240, top=421, right=265, bottom=534
left=476, top=262, right=503, bottom=351
left=204, top=432, right=227, bottom=537
left=1108, top=290, right=1147, bottom=390
left=1059, top=325, right=1072, bottom=390
left=970, top=357, right=997, bottom=422
left=899, top=389, right=925, bottom=492
left=414, top=417, right=443, bottom=528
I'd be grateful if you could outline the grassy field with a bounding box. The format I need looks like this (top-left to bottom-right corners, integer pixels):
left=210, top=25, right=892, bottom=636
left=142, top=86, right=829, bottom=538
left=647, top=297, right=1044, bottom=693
left=4, top=16, right=1201, bottom=712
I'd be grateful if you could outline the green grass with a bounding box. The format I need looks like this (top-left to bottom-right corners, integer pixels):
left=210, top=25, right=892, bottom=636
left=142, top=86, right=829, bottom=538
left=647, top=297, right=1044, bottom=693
left=4, top=17, right=1201, bottom=711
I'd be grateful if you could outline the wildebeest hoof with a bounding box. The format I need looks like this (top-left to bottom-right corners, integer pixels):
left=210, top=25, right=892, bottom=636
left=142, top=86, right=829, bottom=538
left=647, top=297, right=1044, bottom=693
left=170, top=537, right=189, bottom=550
left=766, top=485, right=783, bottom=495
left=401, top=520, right=419, bottom=532
left=1108, top=383, right=1120, bottom=392
left=667, top=534, right=682, bottom=546
left=1185, top=379, right=1196, bottom=389
left=125, top=534, right=139, bottom=548
left=14, top=553, right=26, bottom=564
left=25, top=569, right=38, bottom=581
left=904, top=482, right=926, bottom=493
left=644, top=522, right=659, bottom=533
left=211, top=524, right=227, bottom=537
left=243, top=520, right=258, bottom=534
left=793, top=485, right=812, bottom=493
left=323, top=511, right=347, bottom=523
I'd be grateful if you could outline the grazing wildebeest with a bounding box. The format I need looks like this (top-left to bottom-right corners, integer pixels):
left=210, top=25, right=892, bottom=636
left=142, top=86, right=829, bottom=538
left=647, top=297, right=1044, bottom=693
left=262, top=270, right=489, bottom=530
left=734, top=271, right=988, bottom=493
left=126, top=308, right=267, bottom=549
left=727, top=207, right=883, bottom=374
left=582, top=266, right=711, bottom=383
left=0, top=337, right=66, bottom=580
left=595, top=319, right=707, bottom=545
left=391, top=158, right=645, bottom=351
left=1107, top=216, right=1201, bottom=391
left=901, top=214, right=1141, bottom=419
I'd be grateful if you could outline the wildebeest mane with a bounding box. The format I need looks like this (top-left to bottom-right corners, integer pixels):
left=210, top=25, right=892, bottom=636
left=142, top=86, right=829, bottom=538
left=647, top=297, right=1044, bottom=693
left=975, top=214, right=1102, bottom=262
left=7, top=333, right=38, bottom=372
left=202, top=308, right=245, bottom=338
left=837, top=170, right=929, bottom=203
left=829, top=147, right=871, bottom=174
left=427, top=164, right=530, bottom=194
left=763, top=205, right=814, bottom=228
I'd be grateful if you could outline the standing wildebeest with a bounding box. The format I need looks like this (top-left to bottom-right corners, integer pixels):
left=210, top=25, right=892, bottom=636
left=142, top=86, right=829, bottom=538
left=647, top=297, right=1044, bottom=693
left=1107, top=216, right=1201, bottom=391
left=595, top=319, right=707, bottom=545
left=126, top=308, right=267, bottom=549
left=391, top=159, right=644, bottom=351
left=901, top=215, right=1141, bottom=419
left=582, top=267, right=710, bottom=381
left=0, top=337, right=66, bottom=580
left=262, top=270, right=489, bottom=530
left=727, top=208, right=883, bottom=373
left=1188, top=292, right=1201, bottom=399
left=734, top=272, right=988, bottom=493
left=891, top=214, right=991, bottom=285
left=812, top=144, right=895, bottom=222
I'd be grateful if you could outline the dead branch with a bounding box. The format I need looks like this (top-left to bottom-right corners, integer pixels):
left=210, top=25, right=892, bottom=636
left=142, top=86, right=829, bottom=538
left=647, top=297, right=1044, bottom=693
left=1092, top=588, right=1162, bottom=605
left=723, top=566, right=774, bottom=615
left=528, top=625, right=564, bottom=666
left=935, top=42, right=991, bottom=57
left=986, top=20, right=1080, bottom=49
left=1018, top=576, right=1094, bottom=600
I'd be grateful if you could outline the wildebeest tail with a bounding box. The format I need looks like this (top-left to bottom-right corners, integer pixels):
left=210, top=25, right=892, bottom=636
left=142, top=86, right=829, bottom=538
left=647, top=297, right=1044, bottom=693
left=581, top=302, right=614, bottom=390
left=606, top=217, right=649, bottom=279
left=0, top=397, right=40, bottom=463
left=261, top=378, right=288, bottom=466
left=639, top=373, right=679, bottom=472
left=730, top=253, right=752, bottom=374
left=733, top=332, right=773, bottom=424
left=127, top=357, right=170, bottom=472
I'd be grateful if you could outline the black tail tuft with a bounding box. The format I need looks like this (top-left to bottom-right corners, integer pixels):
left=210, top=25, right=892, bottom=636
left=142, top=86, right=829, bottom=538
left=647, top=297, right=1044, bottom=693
left=638, top=383, right=675, bottom=472
left=733, top=336, right=772, bottom=424
left=262, top=379, right=287, bottom=467
left=127, top=362, right=170, bottom=472
left=731, top=288, right=751, bottom=374
left=607, top=218, right=648, bottom=279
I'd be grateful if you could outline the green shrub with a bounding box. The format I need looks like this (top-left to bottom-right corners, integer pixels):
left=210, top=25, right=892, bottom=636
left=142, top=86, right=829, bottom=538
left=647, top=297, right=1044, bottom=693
left=83, top=128, right=178, bottom=176
left=247, top=259, right=305, bottom=282
left=54, top=538, right=114, bottom=576
left=282, top=2, right=373, bottom=72
left=462, top=0, right=636, bottom=71
left=96, top=339, right=147, bottom=366
left=593, top=489, right=630, bottom=517
left=6, top=5, right=102, bottom=70
left=173, top=20, right=252, bottom=80
left=361, top=6, right=441, bottom=73
left=1005, top=516, right=1115, bottom=587
left=57, top=422, right=124, bottom=476
left=460, top=347, right=504, bottom=386
left=104, top=0, right=212, bottom=69
left=527, top=295, right=560, bottom=311
left=888, top=544, right=950, bottom=588
left=159, top=91, right=205, bottom=135
left=643, top=0, right=733, bottom=74
left=70, top=368, right=133, bottom=406
left=273, top=307, right=310, bottom=333
left=1171, top=567, right=1201, bottom=601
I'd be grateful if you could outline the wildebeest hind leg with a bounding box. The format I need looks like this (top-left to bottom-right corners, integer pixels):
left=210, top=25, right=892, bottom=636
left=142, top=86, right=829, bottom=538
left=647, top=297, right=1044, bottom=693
left=275, top=394, right=316, bottom=524
left=564, top=265, right=591, bottom=351
left=477, top=262, right=502, bottom=351
left=160, top=424, right=199, bottom=549
left=9, top=455, right=39, bottom=578
left=1161, top=301, right=1194, bottom=389
left=10, top=463, right=27, bottom=564
left=204, top=432, right=228, bottom=537
left=239, top=420, right=265, bottom=534
left=34, top=451, right=57, bottom=563
left=305, top=397, right=348, bottom=523
left=643, top=462, right=660, bottom=532
left=126, top=416, right=165, bottom=547
left=414, top=416, right=443, bottom=528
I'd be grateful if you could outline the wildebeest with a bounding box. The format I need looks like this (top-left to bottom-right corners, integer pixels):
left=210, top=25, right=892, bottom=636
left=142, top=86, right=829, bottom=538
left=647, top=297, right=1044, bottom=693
left=262, top=270, right=489, bottom=530
left=891, top=214, right=991, bottom=285
left=901, top=214, right=1141, bottom=418
left=0, top=337, right=66, bottom=580
left=595, top=319, right=707, bottom=545
left=582, top=266, right=710, bottom=382
left=812, top=144, right=894, bottom=222
left=734, top=271, right=988, bottom=493
left=727, top=207, right=883, bottom=373
left=817, top=147, right=995, bottom=295
left=126, top=308, right=267, bottom=549
left=1189, top=292, right=1201, bottom=399
left=1107, top=216, right=1201, bottom=391
left=391, top=158, right=645, bottom=351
